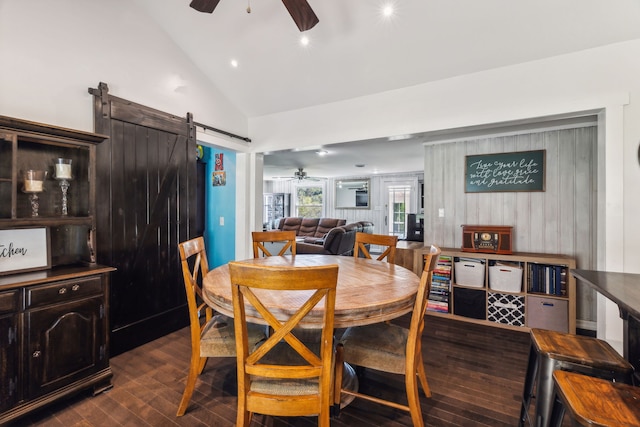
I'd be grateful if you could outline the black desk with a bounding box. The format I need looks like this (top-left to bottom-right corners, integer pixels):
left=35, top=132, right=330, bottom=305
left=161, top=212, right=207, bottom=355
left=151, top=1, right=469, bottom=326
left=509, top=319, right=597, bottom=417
left=571, top=269, right=640, bottom=383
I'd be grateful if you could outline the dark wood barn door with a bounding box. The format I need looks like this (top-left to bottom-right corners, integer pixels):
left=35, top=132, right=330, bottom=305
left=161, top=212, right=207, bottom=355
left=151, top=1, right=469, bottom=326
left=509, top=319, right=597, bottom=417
left=90, top=83, right=196, bottom=355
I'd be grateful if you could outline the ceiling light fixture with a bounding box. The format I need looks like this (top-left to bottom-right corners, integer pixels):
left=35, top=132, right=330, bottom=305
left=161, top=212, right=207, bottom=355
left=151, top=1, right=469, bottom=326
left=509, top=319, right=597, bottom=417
left=382, top=4, right=394, bottom=17
left=355, top=164, right=365, bottom=168
left=300, top=35, right=310, bottom=46
left=388, top=134, right=412, bottom=141
left=316, top=150, right=328, bottom=156
left=230, top=59, right=239, bottom=68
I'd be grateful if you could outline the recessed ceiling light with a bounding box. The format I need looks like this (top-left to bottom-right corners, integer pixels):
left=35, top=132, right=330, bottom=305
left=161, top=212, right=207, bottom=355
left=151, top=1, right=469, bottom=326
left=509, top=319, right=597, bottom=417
left=316, top=150, right=328, bottom=156
left=230, top=59, right=239, bottom=68
left=382, top=5, right=394, bottom=17
left=300, top=36, right=310, bottom=47
left=388, top=134, right=412, bottom=141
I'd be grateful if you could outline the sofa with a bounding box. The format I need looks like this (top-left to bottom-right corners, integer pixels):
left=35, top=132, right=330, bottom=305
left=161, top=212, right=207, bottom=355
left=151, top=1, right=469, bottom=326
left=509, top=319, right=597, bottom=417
left=277, top=217, right=346, bottom=239
left=292, top=220, right=374, bottom=256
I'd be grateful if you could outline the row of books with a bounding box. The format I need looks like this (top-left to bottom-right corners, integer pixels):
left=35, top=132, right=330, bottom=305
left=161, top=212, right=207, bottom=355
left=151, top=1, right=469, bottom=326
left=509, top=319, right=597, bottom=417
left=528, top=263, right=567, bottom=296
left=427, top=255, right=452, bottom=313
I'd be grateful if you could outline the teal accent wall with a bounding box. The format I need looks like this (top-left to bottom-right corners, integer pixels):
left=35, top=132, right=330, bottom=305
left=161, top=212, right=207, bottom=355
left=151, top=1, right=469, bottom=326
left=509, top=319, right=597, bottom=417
left=201, top=145, right=236, bottom=268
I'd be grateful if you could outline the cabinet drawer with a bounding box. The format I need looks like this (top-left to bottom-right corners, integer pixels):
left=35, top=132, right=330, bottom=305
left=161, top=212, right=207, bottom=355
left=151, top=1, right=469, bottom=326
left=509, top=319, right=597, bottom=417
left=26, top=277, right=102, bottom=308
left=0, top=289, right=20, bottom=314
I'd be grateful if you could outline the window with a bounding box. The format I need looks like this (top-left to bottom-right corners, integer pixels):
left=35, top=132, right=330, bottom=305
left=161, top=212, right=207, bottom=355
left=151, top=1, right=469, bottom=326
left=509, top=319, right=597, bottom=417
left=296, top=185, right=324, bottom=217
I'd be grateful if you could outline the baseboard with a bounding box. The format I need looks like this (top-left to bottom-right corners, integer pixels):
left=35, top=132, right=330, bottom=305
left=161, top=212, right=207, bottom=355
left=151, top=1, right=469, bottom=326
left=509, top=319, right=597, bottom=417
left=576, top=319, right=597, bottom=337
left=110, top=305, right=189, bottom=356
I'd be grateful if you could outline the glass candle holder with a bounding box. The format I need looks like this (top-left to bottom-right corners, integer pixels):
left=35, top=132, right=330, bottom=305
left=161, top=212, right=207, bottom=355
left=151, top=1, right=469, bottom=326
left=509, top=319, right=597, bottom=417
left=22, top=170, right=47, bottom=217
left=54, top=158, right=73, bottom=180
left=23, top=170, right=46, bottom=193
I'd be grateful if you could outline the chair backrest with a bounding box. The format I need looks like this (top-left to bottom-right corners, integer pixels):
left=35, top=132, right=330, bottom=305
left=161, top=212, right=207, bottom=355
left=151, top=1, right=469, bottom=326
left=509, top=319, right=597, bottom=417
left=229, top=262, right=339, bottom=422
left=353, top=232, right=399, bottom=263
left=252, top=230, right=297, bottom=257
left=406, top=245, right=441, bottom=367
left=178, top=237, right=213, bottom=348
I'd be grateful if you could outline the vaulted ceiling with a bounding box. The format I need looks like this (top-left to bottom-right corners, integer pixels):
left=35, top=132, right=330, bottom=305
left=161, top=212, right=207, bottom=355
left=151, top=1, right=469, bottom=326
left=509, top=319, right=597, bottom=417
left=134, top=0, right=640, bottom=178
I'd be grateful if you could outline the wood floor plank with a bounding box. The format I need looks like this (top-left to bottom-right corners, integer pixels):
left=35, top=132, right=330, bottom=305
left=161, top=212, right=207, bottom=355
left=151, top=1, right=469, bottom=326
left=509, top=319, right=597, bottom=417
left=8, top=315, right=574, bottom=426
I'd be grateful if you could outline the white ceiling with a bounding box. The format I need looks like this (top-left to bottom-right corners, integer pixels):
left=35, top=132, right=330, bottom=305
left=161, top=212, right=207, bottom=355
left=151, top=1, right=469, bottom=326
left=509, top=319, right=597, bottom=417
left=134, top=0, right=640, bottom=178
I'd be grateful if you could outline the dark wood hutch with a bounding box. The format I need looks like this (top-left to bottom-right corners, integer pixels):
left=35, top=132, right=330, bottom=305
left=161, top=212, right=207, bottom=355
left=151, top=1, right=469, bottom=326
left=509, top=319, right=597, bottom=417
left=0, top=115, right=114, bottom=424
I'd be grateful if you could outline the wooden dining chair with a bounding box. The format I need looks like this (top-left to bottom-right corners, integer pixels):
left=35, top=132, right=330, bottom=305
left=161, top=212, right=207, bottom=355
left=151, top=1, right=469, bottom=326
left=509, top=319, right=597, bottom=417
left=228, top=261, right=339, bottom=427
left=353, top=232, right=398, bottom=263
left=176, top=237, right=266, bottom=416
left=335, top=245, right=441, bottom=427
left=252, top=230, right=297, bottom=257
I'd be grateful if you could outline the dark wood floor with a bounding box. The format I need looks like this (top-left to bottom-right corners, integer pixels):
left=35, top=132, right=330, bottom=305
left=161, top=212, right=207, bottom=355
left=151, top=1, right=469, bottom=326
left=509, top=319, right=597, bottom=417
left=12, top=315, right=548, bottom=426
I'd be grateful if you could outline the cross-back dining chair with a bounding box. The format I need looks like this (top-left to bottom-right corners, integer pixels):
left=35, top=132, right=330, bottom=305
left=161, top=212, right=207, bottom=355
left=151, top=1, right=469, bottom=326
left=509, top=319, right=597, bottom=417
left=353, top=232, right=398, bottom=263
left=252, top=230, right=297, bottom=257
left=335, top=245, right=441, bottom=427
left=176, top=237, right=266, bottom=416
left=228, top=261, right=339, bottom=427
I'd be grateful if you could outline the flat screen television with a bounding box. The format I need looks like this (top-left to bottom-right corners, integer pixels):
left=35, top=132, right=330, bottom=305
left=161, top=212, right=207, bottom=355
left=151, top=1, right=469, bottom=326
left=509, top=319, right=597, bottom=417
left=355, top=190, right=368, bottom=207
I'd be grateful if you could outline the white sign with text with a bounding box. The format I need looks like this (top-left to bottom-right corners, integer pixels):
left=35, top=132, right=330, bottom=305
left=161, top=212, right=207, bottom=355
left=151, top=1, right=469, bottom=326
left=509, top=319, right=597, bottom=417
left=0, top=228, right=50, bottom=274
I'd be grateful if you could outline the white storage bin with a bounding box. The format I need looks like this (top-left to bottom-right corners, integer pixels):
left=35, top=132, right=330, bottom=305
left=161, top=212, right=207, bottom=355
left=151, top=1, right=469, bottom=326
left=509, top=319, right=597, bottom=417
left=454, top=259, right=485, bottom=288
left=489, top=265, right=523, bottom=293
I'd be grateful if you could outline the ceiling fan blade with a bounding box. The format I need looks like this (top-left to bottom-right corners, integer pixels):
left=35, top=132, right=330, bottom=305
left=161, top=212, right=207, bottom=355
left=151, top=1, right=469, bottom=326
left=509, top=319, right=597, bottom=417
left=281, top=0, right=319, bottom=32
left=190, top=0, right=222, bottom=13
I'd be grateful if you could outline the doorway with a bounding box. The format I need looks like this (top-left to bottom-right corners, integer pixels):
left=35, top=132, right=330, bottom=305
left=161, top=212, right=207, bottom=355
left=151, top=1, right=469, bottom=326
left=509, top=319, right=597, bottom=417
left=383, top=179, right=418, bottom=238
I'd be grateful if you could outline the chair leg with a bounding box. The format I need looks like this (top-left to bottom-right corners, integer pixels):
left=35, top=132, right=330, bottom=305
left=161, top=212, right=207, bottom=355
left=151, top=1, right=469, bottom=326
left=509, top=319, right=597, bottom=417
left=333, top=343, right=345, bottom=416
left=519, top=344, right=538, bottom=427
left=176, top=354, right=202, bottom=416
left=534, top=356, right=557, bottom=427
left=236, top=402, right=251, bottom=427
left=416, top=353, right=431, bottom=398
left=319, top=406, right=330, bottom=427
left=197, top=356, right=208, bottom=375
left=405, top=366, right=425, bottom=427
left=549, top=391, right=566, bottom=427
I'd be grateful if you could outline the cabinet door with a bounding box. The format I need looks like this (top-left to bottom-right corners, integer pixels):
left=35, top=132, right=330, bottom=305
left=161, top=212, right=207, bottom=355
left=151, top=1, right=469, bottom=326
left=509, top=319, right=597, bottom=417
left=0, top=131, right=16, bottom=219
left=0, top=313, right=19, bottom=412
left=26, top=296, right=105, bottom=397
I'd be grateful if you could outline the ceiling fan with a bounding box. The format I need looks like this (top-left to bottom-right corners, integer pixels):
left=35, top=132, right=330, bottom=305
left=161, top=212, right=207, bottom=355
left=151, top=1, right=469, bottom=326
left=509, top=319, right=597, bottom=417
left=274, top=167, right=323, bottom=181
left=189, top=0, right=319, bottom=32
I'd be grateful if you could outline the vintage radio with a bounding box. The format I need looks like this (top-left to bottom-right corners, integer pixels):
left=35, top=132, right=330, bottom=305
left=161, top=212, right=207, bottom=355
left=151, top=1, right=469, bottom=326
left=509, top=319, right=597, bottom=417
left=461, top=225, right=513, bottom=254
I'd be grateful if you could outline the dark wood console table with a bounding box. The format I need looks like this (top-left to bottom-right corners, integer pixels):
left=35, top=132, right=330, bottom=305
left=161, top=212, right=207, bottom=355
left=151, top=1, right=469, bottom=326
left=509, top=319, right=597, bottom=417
left=571, top=269, right=640, bottom=383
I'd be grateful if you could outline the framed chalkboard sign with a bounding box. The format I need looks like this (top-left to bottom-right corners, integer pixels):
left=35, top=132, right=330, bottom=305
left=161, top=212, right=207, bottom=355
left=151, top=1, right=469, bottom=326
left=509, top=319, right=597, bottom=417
left=465, top=150, right=545, bottom=193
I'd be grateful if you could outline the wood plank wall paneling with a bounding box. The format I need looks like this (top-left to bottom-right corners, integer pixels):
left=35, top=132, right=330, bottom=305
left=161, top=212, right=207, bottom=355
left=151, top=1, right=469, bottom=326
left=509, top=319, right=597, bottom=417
left=92, top=84, right=195, bottom=355
left=423, top=126, right=597, bottom=325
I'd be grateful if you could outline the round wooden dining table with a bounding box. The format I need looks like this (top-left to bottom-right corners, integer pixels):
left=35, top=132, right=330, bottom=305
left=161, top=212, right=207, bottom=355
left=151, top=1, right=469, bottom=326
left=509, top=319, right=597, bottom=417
left=202, top=254, right=420, bottom=329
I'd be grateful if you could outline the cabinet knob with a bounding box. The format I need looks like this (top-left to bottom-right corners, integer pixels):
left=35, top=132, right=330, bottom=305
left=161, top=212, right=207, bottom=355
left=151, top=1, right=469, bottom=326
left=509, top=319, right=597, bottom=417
left=32, top=350, right=41, bottom=358
left=58, top=288, right=67, bottom=294
left=72, top=284, right=80, bottom=291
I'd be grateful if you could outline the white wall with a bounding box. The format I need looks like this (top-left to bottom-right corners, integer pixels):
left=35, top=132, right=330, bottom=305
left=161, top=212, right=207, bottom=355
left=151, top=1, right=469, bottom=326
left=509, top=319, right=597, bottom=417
left=250, top=39, right=640, bottom=350
left=0, top=0, right=247, bottom=136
